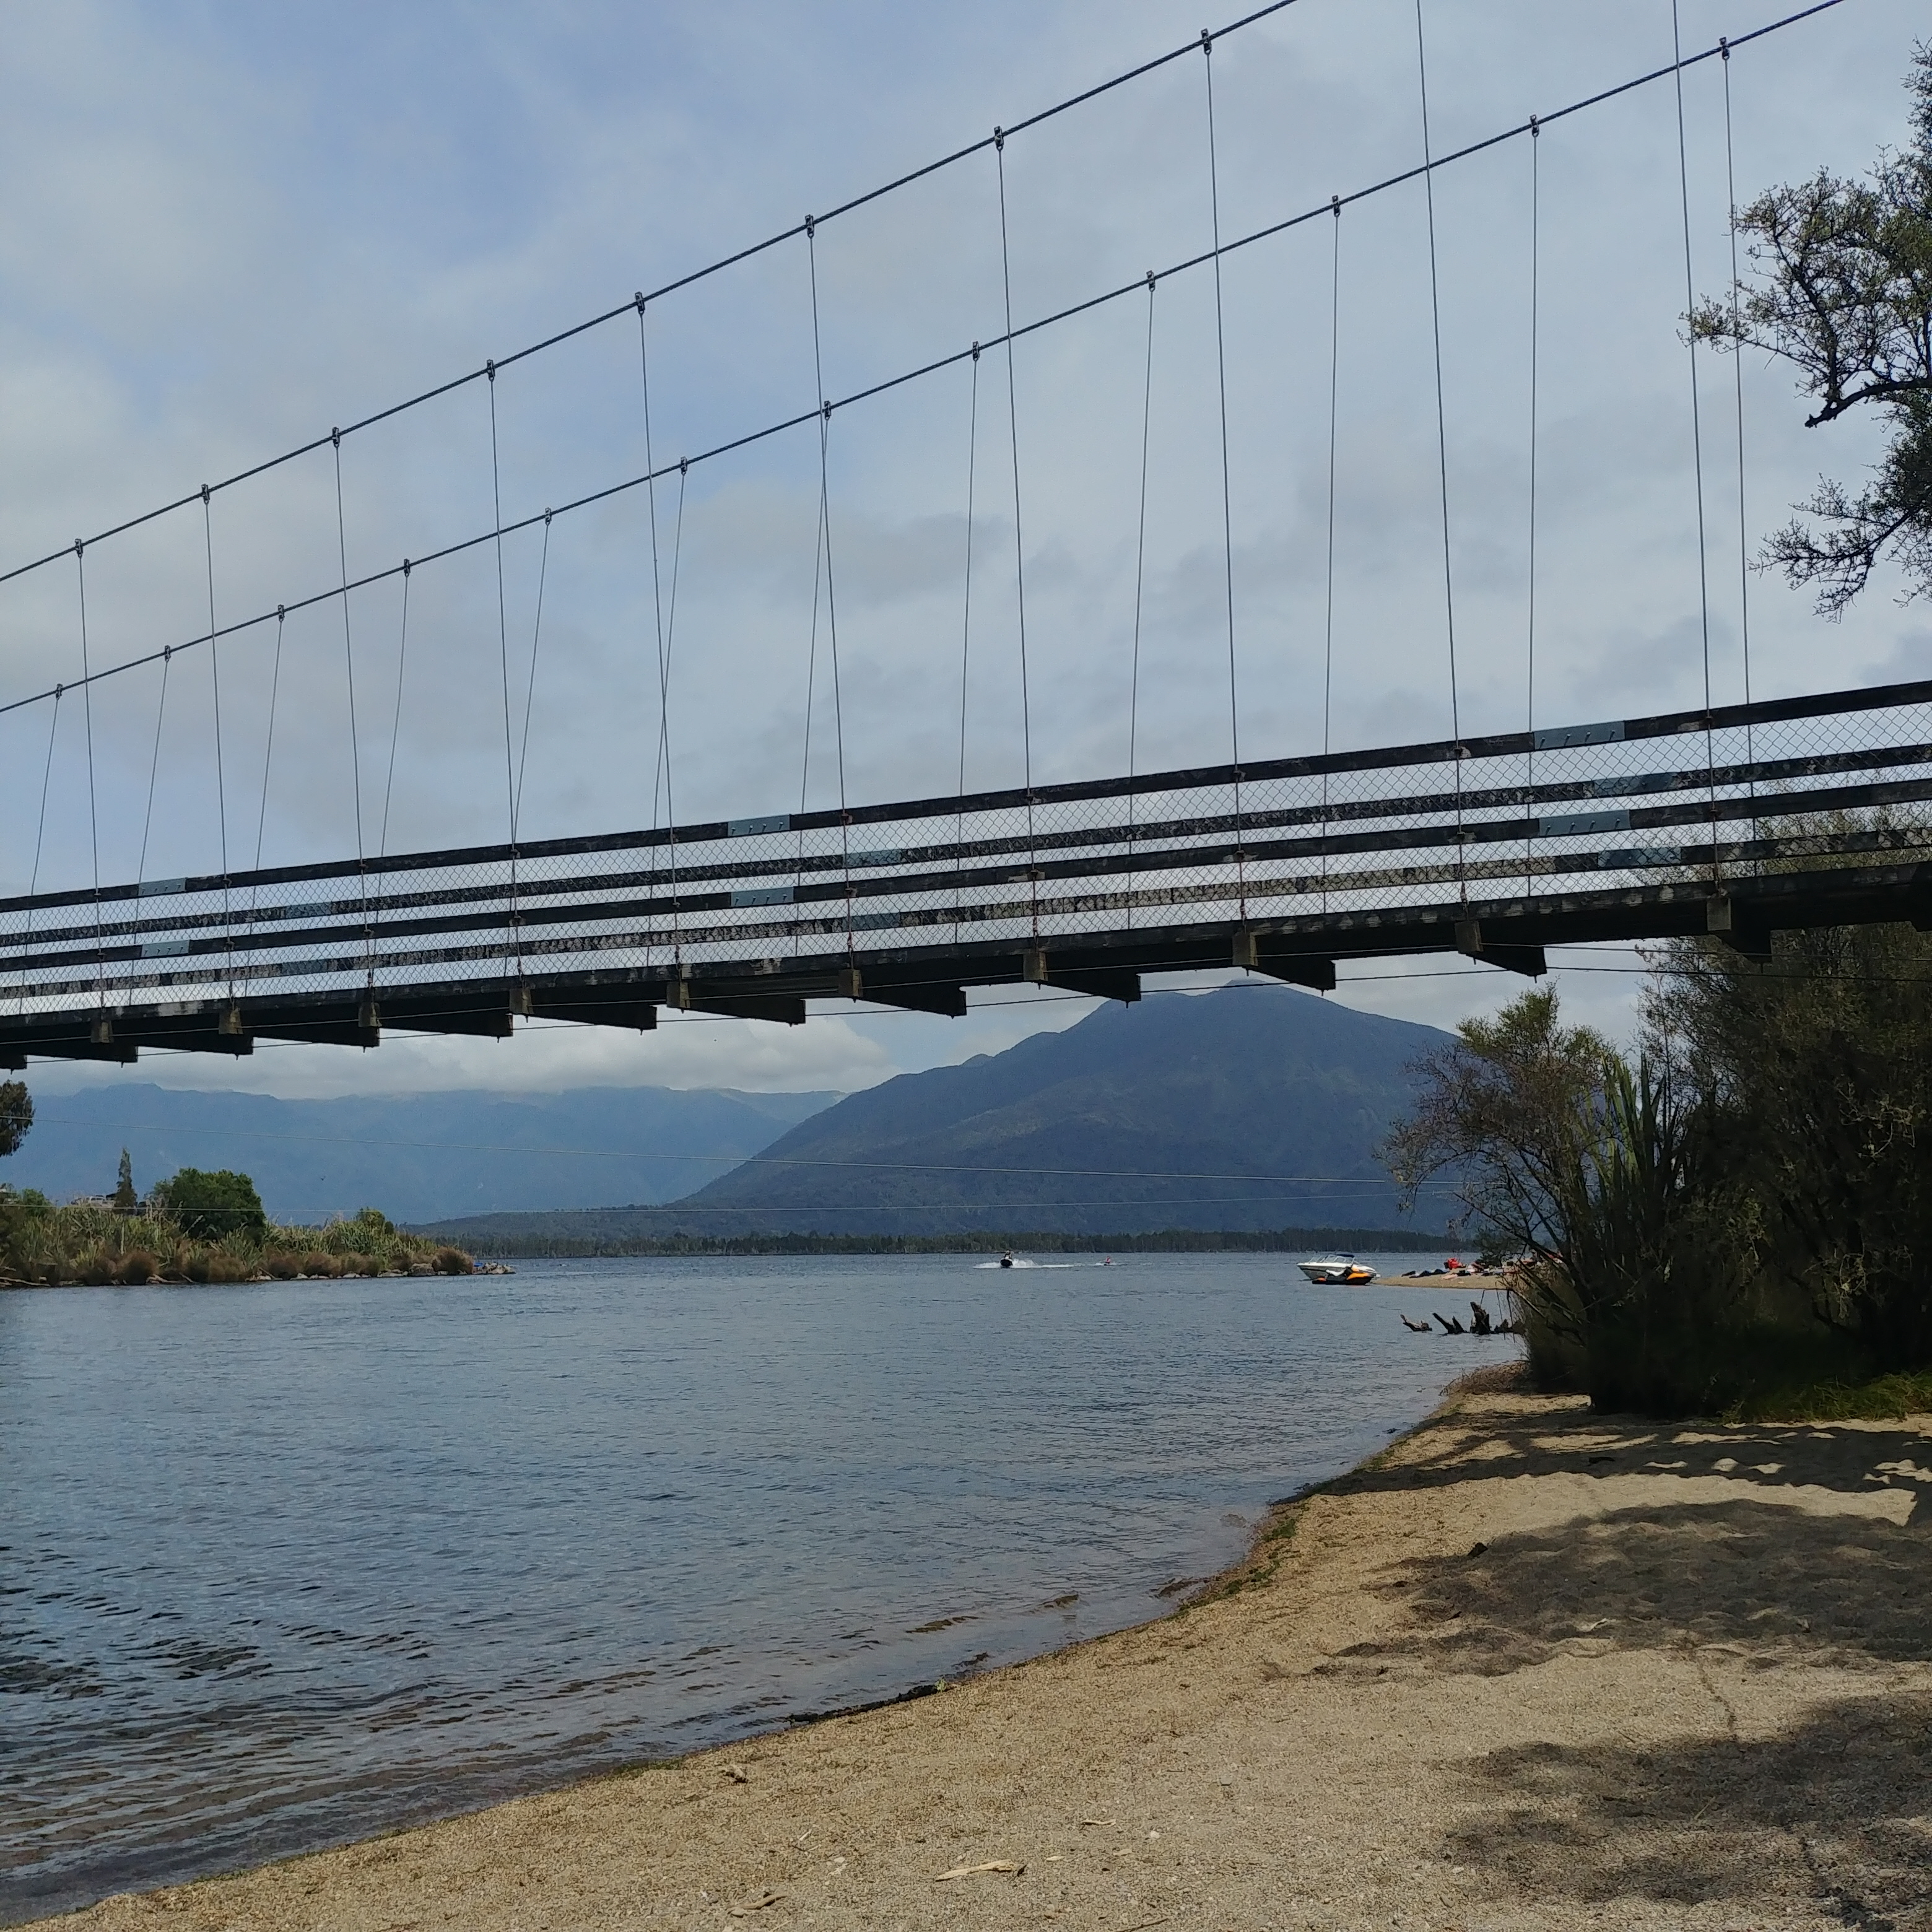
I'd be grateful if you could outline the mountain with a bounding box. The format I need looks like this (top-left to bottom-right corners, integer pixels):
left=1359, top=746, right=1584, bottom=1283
left=648, top=985, right=1451, bottom=1235
left=1, top=1084, right=833, bottom=1224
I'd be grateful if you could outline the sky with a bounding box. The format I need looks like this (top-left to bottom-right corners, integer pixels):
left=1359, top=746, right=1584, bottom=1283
left=2, top=0, right=1927, bottom=1100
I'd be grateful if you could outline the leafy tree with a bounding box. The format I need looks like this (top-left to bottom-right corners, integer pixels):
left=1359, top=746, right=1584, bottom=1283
left=150, top=1167, right=268, bottom=1242
left=1692, top=42, right=1932, bottom=614
left=1383, top=989, right=1762, bottom=1411
left=0, top=1080, right=30, bottom=1159
left=1648, top=923, right=1932, bottom=1368
left=113, top=1149, right=137, bottom=1213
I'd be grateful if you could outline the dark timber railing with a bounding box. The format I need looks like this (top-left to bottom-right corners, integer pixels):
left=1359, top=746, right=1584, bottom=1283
left=7, top=676, right=1932, bottom=1064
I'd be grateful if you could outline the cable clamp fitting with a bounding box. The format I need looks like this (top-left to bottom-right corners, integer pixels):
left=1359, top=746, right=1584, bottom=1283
left=276, top=603, right=285, bottom=620
left=543, top=508, right=553, bottom=524
left=804, top=213, right=816, bottom=238
left=1529, top=113, right=1540, bottom=139
left=331, top=427, right=341, bottom=449
left=1720, top=34, right=1730, bottom=60
left=679, top=456, right=689, bottom=475
left=72, top=537, right=84, bottom=557
left=634, top=290, right=646, bottom=311
left=1199, top=27, right=1212, bottom=54
left=971, top=339, right=980, bottom=362
left=1145, top=268, right=1155, bottom=289
left=399, top=559, right=409, bottom=579
left=993, top=124, right=1004, bottom=152
left=485, top=359, right=495, bottom=383
left=1331, top=194, right=1341, bottom=217
left=200, top=482, right=211, bottom=505
left=821, top=398, right=832, bottom=420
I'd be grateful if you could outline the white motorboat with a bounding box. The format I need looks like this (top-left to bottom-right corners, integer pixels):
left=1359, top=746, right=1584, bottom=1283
left=1296, top=1253, right=1377, bottom=1285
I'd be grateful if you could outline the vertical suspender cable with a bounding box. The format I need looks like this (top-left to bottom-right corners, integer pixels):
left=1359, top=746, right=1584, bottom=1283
left=19, top=688, right=61, bottom=1016
left=73, top=543, right=104, bottom=1005
left=796, top=397, right=827, bottom=942
left=252, top=604, right=285, bottom=924
left=1321, top=196, right=1341, bottom=915
left=955, top=341, right=982, bottom=946
left=380, top=567, right=411, bottom=859
left=658, top=460, right=689, bottom=969
left=487, top=364, right=523, bottom=981
left=331, top=430, right=372, bottom=989
left=1414, top=1, right=1466, bottom=897
left=1525, top=118, right=1541, bottom=901
left=1671, top=0, right=1720, bottom=892
left=994, top=129, right=1039, bottom=940
left=201, top=486, right=233, bottom=999
left=1202, top=30, right=1247, bottom=926
left=1128, top=272, right=1157, bottom=932
left=1721, top=36, right=1756, bottom=842
left=635, top=297, right=671, bottom=978
left=805, top=217, right=855, bottom=954
left=137, top=646, right=172, bottom=887
left=513, top=511, right=552, bottom=840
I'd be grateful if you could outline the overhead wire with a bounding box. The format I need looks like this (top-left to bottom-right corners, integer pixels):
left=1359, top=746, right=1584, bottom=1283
left=0, top=1, right=1848, bottom=731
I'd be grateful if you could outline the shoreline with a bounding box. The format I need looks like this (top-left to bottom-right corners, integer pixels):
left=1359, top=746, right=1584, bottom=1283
left=31, top=1364, right=1932, bottom=1930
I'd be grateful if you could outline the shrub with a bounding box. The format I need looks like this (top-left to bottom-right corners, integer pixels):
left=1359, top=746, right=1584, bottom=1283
left=300, top=1253, right=341, bottom=1278
left=150, top=1168, right=268, bottom=1242
left=263, top=1251, right=300, bottom=1280
left=433, top=1247, right=473, bottom=1276
left=116, top=1250, right=157, bottom=1286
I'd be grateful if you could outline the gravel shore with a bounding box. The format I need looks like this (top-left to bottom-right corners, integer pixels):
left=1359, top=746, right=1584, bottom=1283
left=36, top=1365, right=1932, bottom=1931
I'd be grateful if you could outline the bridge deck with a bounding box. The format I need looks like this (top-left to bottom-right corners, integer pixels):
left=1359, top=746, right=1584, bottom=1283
left=5, top=676, right=1930, bottom=1064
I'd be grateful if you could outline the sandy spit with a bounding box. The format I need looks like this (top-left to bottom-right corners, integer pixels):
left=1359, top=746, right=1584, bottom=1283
left=38, top=1366, right=1932, bottom=1931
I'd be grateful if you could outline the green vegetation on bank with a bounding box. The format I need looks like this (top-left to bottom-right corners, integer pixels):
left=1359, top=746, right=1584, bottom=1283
left=0, top=1105, right=471, bottom=1286
left=1388, top=923, right=1932, bottom=1419
left=401, top=1222, right=1445, bottom=1259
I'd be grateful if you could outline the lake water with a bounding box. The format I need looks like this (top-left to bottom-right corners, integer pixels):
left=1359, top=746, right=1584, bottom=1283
left=0, top=1253, right=1508, bottom=1921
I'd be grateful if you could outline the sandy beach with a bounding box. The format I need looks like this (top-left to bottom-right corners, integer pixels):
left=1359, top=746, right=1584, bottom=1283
left=35, top=1364, right=1932, bottom=1931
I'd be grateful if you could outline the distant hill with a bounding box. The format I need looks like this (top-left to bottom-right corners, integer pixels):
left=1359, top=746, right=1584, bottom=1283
left=628, top=985, right=1451, bottom=1236
left=1, top=1084, right=833, bottom=1224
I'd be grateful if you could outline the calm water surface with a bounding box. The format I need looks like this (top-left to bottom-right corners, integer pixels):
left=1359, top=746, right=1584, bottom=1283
left=0, top=1253, right=1504, bottom=1920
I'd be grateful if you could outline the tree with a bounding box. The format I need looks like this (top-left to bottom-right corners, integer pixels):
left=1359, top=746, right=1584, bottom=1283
left=113, top=1149, right=137, bottom=1213
left=0, top=1080, right=30, bottom=1160
left=1383, top=988, right=1764, bottom=1412
left=150, top=1167, right=267, bottom=1242
left=1691, top=43, right=1932, bottom=615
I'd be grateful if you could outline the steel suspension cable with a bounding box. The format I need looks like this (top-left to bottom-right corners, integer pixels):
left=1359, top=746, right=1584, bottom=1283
left=804, top=218, right=855, bottom=957
left=136, top=646, right=172, bottom=888
left=253, top=605, right=286, bottom=878
left=331, top=430, right=372, bottom=989
left=994, top=129, right=1039, bottom=940
left=0, top=0, right=1324, bottom=602
left=19, top=689, right=61, bottom=1016
left=1128, top=272, right=1157, bottom=933
left=1203, top=31, right=1247, bottom=926
left=1321, top=195, right=1341, bottom=915
left=248, top=603, right=287, bottom=938
left=1414, top=0, right=1464, bottom=902
left=486, top=364, right=523, bottom=981
left=656, top=461, right=688, bottom=969
left=0, top=1, right=1847, bottom=734
left=513, top=510, right=552, bottom=842
left=635, top=298, right=670, bottom=977
left=74, top=544, right=103, bottom=1003
left=955, top=342, right=982, bottom=947
left=1721, top=35, right=1757, bottom=842
left=1671, top=0, right=1720, bottom=890
left=1525, top=117, right=1541, bottom=901
left=201, top=487, right=233, bottom=997
left=379, top=567, right=411, bottom=859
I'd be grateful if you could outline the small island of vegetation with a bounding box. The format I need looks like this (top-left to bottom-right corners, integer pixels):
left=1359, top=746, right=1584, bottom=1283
left=0, top=1097, right=472, bottom=1287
